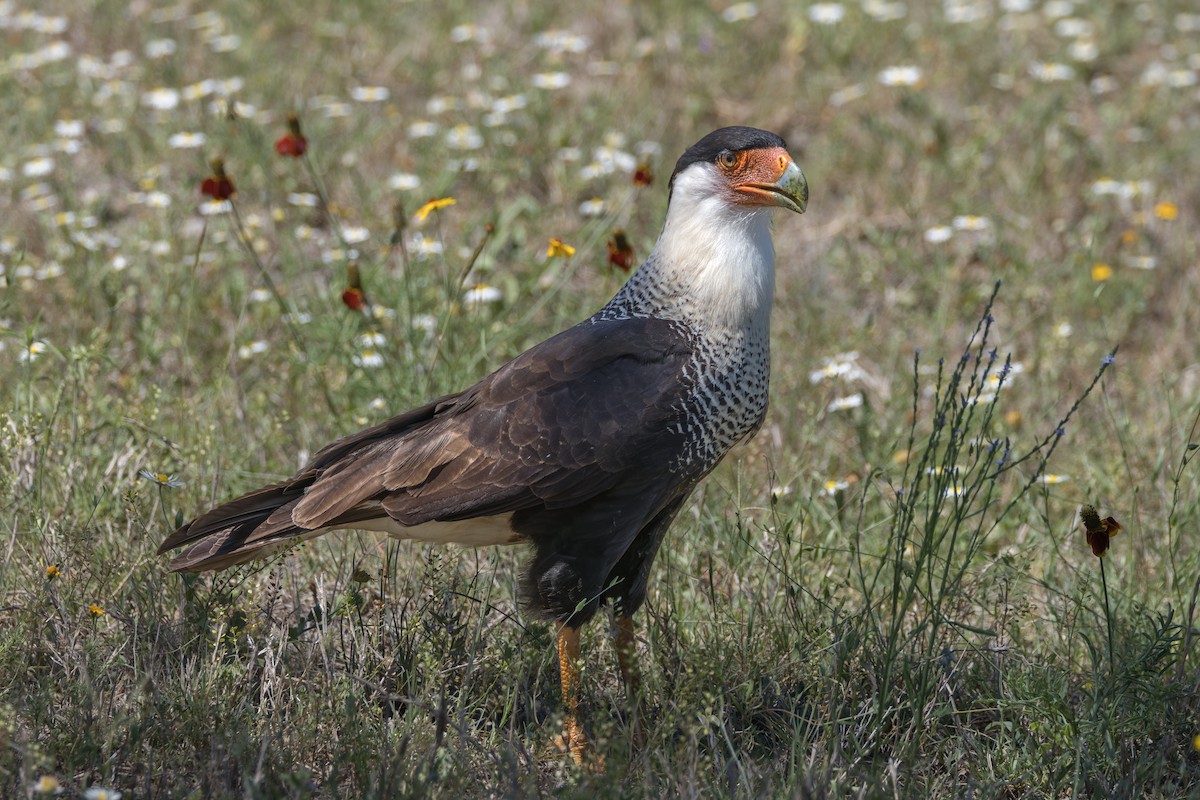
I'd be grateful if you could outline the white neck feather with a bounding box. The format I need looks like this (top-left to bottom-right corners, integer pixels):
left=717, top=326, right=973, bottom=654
left=612, top=164, right=778, bottom=336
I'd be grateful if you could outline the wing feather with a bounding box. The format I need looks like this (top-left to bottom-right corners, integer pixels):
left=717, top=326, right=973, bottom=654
left=296, top=316, right=695, bottom=531
left=162, top=315, right=697, bottom=570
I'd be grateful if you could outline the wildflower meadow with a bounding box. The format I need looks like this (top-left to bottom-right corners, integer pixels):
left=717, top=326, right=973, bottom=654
left=2, top=0, right=1199, bottom=797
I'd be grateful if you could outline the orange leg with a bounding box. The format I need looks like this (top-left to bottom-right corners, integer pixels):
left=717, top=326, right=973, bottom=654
left=557, top=625, right=588, bottom=766
left=614, top=613, right=646, bottom=748
left=614, top=614, right=640, bottom=699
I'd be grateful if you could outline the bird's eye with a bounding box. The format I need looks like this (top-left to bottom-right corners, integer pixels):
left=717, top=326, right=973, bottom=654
left=716, top=151, right=738, bottom=169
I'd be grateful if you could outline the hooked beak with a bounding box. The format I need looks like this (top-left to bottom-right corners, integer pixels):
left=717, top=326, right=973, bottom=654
left=735, top=158, right=809, bottom=214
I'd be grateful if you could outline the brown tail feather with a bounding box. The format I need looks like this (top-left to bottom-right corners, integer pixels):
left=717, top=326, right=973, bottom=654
left=169, top=521, right=299, bottom=572
left=160, top=479, right=314, bottom=571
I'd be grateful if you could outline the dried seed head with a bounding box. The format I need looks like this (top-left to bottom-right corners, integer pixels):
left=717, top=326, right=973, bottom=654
left=1080, top=504, right=1101, bottom=530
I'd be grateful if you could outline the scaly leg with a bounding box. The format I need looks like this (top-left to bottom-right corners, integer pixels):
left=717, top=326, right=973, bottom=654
left=614, top=614, right=640, bottom=698
left=557, top=624, right=588, bottom=766
left=614, top=613, right=646, bottom=748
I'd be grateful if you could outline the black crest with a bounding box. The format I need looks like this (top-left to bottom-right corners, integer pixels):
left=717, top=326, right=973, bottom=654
left=668, top=126, right=788, bottom=190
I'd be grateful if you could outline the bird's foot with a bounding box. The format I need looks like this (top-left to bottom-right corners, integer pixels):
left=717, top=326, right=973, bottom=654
left=553, top=716, right=604, bottom=771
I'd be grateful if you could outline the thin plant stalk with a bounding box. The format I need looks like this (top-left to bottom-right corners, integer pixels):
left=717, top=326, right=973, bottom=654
left=424, top=223, right=495, bottom=395
left=1100, top=555, right=1114, bottom=675
left=225, top=200, right=340, bottom=416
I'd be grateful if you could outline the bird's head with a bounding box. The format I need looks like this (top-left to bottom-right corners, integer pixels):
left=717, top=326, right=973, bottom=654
left=621, top=126, right=807, bottom=329
left=667, top=126, right=808, bottom=217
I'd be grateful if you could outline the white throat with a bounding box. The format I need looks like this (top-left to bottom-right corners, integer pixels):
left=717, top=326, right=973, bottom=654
left=612, top=164, right=778, bottom=336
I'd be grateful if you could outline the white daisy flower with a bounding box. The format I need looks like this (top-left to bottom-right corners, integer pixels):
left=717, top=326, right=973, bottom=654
left=342, top=226, right=370, bottom=244
left=463, top=284, right=502, bottom=304
left=924, top=225, right=953, bottom=243
left=389, top=173, right=420, bottom=191
left=1029, top=61, right=1075, bottom=82
left=237, top=340, right=269, bottom=359
left=531, top=72, right=571, bottom=90
left=350, top=86, right=390, bottom=102
left=54, top=119, right=85, bottom=138
left=22, top=157, right=55, bottom=177
left=578, top=198, right=607, bottom=216
left=952, top=215, right=991, bottom=231
left=408, top=120, right=439, bottom=139
left=145, top=38, right=177, bottom=58
left=445, top=124, right=483, bottom=149
left=863, top=0, right=907, bottom=20
left=167, top=132, right=206, bottom=149
left=352, top=350, right=384, bottom=368
left=721, top=2, right=759, bottom=22
left=84, top=787, right=123, bottom=800
left=820, top=479, right=851, bottom=496
left=199, top=200, right=233, bottom=216
left=287, top=192, right=319, bottom=207
left=19, top=341, right=49, bottom=363
left=827, top=393, right=864, bottom=412
left=809, top=3, right=845, bottom=24
left=142, top=87, right=181, bottom=110
left=878, top=65, right=923, bottom=86
left=358, top=332, right=387, bottom=347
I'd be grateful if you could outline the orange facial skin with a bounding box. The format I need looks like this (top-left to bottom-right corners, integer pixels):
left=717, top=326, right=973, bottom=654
left=720, top=146, right=808, bottom=212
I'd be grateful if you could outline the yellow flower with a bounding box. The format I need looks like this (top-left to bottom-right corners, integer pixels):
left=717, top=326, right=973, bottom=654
left=45, top=564, right=61, bottom=579
left=1120, top=228, right=1137, bottom=245
left=1153, top=201, right=1178, bottom=221
left=414, top=196, right=456, bottom=222
left=1193, top=732, right=1200, bottom=751
left=1091, top=263, right=1113, bottom=282
left=88, top=603, right=105, bottom=617
left=546, top=237, right=576, bottom=258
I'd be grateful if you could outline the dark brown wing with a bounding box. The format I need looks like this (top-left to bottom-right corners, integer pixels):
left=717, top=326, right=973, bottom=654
left=293, top=315, right=696, bottom=525
left=161, top=315, right=697, bottom=570
left=155, top=399, right=456, bottom=556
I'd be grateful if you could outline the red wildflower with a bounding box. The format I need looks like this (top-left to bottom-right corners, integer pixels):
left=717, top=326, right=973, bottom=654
left=342, top=288, right=365, bottom=310
left=274, top=113, right=308, bottom=158
left=633, top=161, right=654, bottom=187
left=200, top=158, right=235, bottom=200
left=1080, top=504, right=1123, bottom=558
left=342, top=263, right=368, bottom=312
left=607, top=228, right=635, bottom=272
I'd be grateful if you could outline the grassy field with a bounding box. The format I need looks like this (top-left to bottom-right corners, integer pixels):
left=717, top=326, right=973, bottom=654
left=3, top=0, right=1200, bottom=796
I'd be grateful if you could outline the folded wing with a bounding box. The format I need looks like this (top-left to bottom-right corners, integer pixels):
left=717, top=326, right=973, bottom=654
left=160, top=316, right=696, bottom=571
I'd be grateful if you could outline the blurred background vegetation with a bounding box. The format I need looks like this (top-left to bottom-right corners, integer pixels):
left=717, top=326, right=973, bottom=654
left=2, top=0, right=1199, bottom=796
